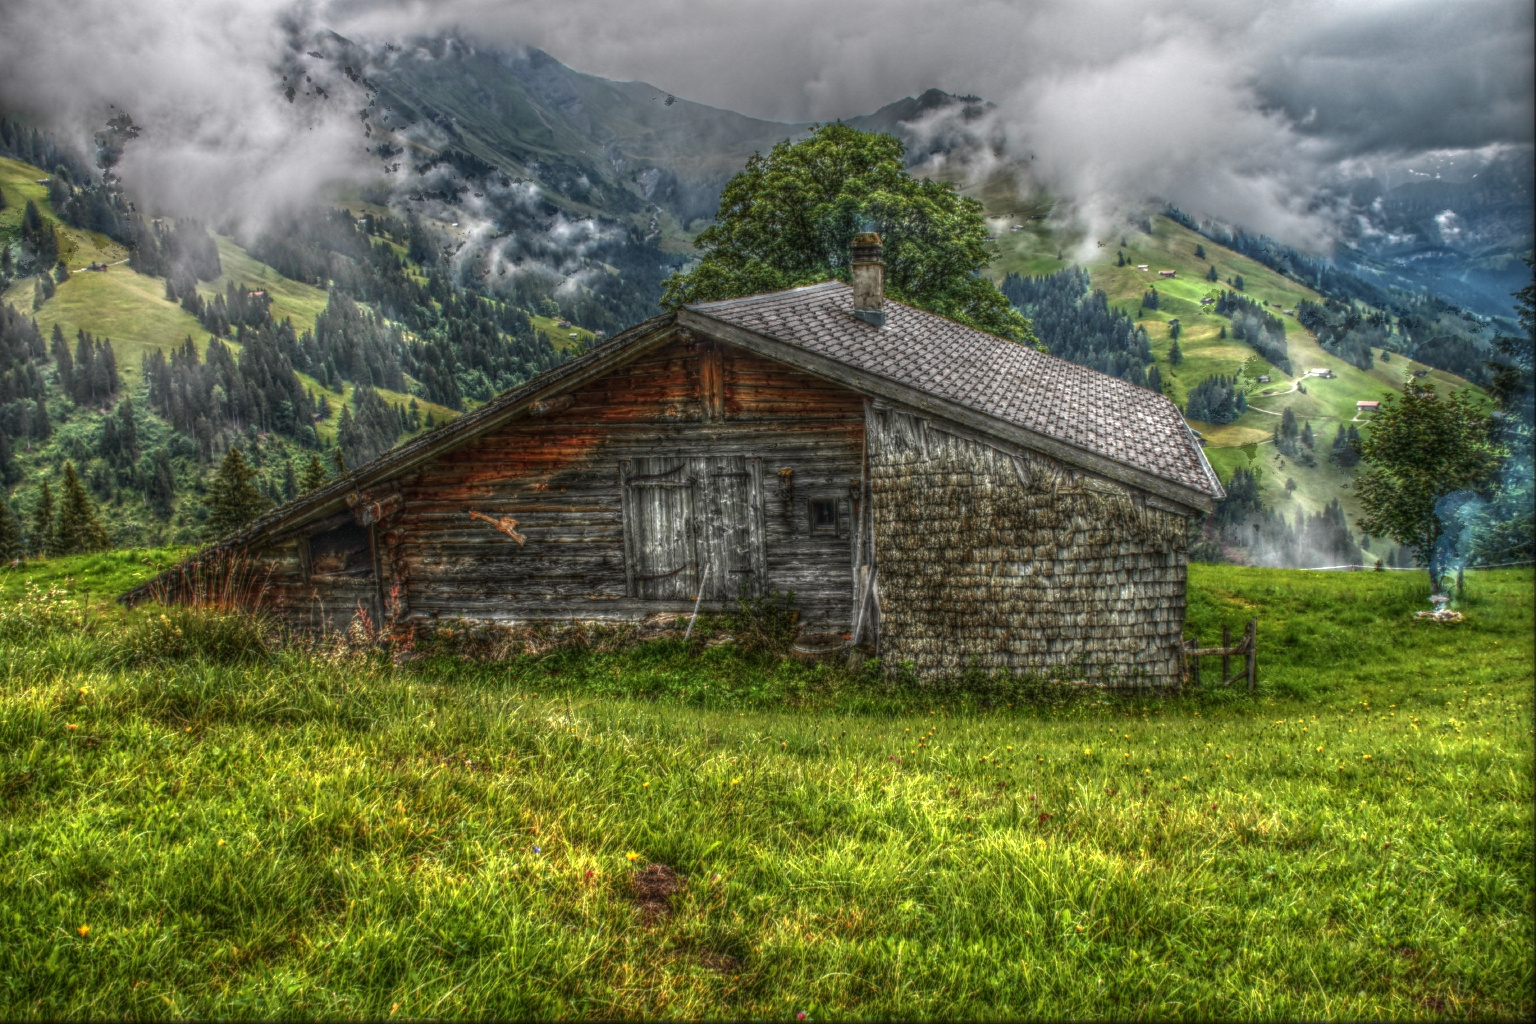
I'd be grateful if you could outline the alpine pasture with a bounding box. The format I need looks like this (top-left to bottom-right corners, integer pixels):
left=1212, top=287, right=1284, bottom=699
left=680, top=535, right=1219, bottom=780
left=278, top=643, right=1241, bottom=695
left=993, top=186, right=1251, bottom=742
left=0, top=554, right=1530, bottom=1019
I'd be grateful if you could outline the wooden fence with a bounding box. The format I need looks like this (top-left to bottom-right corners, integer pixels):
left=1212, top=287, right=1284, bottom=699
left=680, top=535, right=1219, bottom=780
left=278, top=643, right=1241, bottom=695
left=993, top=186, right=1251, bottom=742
left=1182, top=618, right=1257, bottom=690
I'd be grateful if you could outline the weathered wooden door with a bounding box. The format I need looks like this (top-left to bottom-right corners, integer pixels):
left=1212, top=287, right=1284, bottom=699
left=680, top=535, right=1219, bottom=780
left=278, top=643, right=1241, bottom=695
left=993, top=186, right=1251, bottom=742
left=622, top=456, right=766, bottom=602
left=699, top=456, right=767, bottom=600
left=622, top=458, right=700, bottom=601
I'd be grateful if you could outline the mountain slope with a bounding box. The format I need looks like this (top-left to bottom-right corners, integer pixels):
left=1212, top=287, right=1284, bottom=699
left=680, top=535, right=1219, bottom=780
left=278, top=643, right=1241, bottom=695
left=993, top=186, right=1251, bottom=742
left=988, top=211, right=1483, bottom=559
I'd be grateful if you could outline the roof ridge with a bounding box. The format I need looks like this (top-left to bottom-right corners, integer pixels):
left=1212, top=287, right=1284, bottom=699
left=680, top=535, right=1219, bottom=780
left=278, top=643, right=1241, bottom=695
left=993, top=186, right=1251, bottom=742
left=685, top=279, right=844, bottom=311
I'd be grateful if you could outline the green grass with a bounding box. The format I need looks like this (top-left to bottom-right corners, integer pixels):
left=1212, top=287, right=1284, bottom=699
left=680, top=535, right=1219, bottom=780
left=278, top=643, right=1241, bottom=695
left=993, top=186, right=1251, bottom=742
left=0, top=556, right=1530, bottom=1019
left=531, top=314, right=598, bottom=353
left=201, top=237, right=330, bottom=334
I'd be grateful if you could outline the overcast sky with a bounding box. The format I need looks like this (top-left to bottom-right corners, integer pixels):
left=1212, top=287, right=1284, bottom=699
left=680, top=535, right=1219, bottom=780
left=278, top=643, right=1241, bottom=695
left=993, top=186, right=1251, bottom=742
left=0, top=0, right=1530, bottom=242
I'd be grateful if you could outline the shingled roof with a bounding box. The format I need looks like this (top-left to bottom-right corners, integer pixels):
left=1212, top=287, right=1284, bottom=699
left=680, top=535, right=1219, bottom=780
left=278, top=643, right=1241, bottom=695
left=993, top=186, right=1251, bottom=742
left=682, top=281, right=1222, bottom=499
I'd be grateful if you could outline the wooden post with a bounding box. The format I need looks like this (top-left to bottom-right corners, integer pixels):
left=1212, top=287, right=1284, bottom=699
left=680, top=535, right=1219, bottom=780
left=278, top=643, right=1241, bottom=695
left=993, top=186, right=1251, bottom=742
left=1222, top=625, right=1232, bottom=683
left=1246, top=618, right=1257, bottom=691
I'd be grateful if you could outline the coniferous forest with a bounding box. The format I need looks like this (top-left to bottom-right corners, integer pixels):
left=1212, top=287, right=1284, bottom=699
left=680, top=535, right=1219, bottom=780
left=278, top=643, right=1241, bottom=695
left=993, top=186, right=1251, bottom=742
left=1000, top=268, right=1158, bottom=389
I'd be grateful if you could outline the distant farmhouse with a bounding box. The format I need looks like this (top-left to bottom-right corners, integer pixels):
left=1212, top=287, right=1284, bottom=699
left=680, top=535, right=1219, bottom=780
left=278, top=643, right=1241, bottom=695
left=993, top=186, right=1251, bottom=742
left=1357, top=401, right=1380, bottom=413
left=127, top=236, right=1223, bottom=685
left=1158, top=269, right=1177, bottom=278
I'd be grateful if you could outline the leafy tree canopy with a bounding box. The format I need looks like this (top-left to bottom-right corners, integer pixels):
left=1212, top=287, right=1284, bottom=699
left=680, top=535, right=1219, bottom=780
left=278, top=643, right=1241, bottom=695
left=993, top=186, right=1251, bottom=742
left=661, top=124, right=1033, bottom=344
left=1355, top=381, right=1504, bottom=573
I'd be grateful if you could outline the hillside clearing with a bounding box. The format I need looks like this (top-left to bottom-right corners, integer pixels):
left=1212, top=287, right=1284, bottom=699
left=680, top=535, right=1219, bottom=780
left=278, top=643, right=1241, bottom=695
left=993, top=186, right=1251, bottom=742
left=0, top=557, right=1529, bottom=1019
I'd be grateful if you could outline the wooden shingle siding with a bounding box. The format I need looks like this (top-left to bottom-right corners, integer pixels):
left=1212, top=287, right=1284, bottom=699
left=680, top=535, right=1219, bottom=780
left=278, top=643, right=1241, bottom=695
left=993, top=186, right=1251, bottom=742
left=868, top=406, right=1188, bottom=684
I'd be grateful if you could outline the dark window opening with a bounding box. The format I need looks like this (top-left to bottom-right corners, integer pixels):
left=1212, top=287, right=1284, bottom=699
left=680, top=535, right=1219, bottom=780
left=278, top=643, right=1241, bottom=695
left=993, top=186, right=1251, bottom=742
left=308, top=521, right=373, bottom=577
left=810, top=499, right=838, bottom=535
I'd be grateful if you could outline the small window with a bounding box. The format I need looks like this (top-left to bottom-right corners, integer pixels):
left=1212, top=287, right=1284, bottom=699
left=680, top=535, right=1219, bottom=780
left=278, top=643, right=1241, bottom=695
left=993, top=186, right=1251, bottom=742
left=308, top=521, right=373, bottom=577
left=809, top=499, right=838, bottom=535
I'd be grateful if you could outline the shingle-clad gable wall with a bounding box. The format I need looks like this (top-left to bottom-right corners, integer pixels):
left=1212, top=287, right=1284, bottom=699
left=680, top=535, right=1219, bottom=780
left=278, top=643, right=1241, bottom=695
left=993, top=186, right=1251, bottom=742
left=869, top=408, right=1188, bottom=683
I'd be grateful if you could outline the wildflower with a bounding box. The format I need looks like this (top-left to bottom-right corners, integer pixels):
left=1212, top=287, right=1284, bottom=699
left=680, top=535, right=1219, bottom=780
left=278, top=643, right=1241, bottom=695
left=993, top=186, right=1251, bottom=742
left=1038, top=813, right=1052, bottom=823
left=797, top=1014, right=808, bottom=1021
left=533, top=846, right=541, bottom=854
left=625, top=851, right=640, bottom=862
left=642, top=782, right=650, bottom=788
left=1317, top=746, right=1324, bottom=753
left=217, top=839, right=226, bottom=846
left=1363, top=754, right=1372, bottom=761
left=66, top=723, right=78, bottom=731
left=730, top=778, right=741, bottom=786
left=1083, top=747, right=1092, bottom=756
left=77, top=925, right=89, bottom=937
left=1210, top=803, right=1218, bottom=811
left=584, top=869, right=595, bottom=881
left=1075, top=924, right=1084, bottom=932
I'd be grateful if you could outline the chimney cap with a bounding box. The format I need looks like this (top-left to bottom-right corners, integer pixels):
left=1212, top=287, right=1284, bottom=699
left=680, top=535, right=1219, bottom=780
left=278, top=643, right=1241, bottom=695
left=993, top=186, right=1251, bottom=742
left=851, top=232, right=883, bottom=268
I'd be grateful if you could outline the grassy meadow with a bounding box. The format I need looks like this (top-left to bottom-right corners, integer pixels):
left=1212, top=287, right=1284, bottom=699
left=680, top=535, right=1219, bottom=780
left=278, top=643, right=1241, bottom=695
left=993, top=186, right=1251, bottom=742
left=0, top=554, right=1530, bottom=1019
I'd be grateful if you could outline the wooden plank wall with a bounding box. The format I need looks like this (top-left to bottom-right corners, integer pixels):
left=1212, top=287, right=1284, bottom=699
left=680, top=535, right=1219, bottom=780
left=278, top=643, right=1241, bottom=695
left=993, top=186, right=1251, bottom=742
left=254, top=330, right=867, bottom=631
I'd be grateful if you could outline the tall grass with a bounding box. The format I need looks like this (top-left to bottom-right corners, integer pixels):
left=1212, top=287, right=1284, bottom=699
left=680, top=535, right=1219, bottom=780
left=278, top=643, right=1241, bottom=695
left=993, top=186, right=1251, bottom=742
left=0, top=565, right=1530, bottom=1019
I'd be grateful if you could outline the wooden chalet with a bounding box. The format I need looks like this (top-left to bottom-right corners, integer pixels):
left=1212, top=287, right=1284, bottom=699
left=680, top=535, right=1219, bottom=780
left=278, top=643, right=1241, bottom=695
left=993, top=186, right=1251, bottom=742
left=126, top=236, right=1225, bottom=684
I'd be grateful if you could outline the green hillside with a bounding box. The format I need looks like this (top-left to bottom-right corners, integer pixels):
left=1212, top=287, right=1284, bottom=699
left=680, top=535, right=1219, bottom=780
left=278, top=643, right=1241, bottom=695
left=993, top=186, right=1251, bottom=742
left=1, top=153, right=475, bottom=547
left=983, top=209, right=1483, bottom=546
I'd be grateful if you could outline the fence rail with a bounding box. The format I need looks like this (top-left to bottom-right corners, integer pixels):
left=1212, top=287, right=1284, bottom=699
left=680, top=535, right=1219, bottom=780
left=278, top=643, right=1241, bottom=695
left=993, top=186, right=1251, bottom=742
left=1182, top=618, right=1257, bottom=690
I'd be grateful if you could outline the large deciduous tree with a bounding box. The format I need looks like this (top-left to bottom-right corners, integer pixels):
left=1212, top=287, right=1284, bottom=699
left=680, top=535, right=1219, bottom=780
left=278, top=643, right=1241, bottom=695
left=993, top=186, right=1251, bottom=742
left=660, top=124, right=1032, bottom=344
left=1354, top=380, right=1504, bottom=582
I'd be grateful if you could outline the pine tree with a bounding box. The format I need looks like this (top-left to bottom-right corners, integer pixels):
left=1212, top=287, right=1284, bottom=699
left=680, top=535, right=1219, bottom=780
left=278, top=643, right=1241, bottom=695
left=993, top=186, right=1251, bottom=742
left=149, top=448, right=176, bottom=518
left=49, top=462, right=110, bottom=556
left=1116, top=251, right=1125, bottom=267
left=29, top=480, right=54, bottom=556
left=0, top=498, right=23, bottom=563
left=1301, top=420, right=1315, bottom=449
left=203, top=447, right=270, bottom=538
left=282, top=457, right=297, bottom=501
left=1195, top=244, right=1206, bottom=259
left=1168, top=339, right=1183, bottom=366
left=1207, top=264, right=1218, bottom=282
left=1146, top=365, right=1164, bottom=393
left=300, top=452, right=329, bottom=492
left=332, top=447, right=347, bottom=475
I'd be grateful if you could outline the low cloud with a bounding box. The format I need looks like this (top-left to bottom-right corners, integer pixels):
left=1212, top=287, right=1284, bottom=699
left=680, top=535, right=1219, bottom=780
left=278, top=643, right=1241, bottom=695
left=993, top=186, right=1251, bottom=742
left=0, top=0, right=1529, bottom=250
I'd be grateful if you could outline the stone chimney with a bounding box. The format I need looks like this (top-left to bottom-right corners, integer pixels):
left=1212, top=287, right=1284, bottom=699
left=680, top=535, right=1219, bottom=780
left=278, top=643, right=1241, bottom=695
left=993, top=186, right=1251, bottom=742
left=850, top=232, right=885, bottom=326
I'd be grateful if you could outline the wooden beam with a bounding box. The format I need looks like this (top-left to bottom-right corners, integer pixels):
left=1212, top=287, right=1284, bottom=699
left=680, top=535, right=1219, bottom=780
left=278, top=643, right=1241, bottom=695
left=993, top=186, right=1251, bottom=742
left=699, top=341, right=724, bottom=422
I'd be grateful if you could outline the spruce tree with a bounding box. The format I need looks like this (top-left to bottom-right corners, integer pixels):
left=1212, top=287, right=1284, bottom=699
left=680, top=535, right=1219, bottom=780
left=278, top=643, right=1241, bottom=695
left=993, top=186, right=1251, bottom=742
left=300, top=452, right=329, bottom=492
left=0, top=498, right=23, bottom=563
left=49, top=462, right=110, bottom=556
left=282, top=457, right=297, bottom=501
left=1169, top=339, right=1183, bottom=366
left=149, top=449, right=176, bottom=518
left=204, top=447, right=270, bottom=538
left=29, top=479, right=54, bottom=556
left=332, top=447, right=347, bottom=475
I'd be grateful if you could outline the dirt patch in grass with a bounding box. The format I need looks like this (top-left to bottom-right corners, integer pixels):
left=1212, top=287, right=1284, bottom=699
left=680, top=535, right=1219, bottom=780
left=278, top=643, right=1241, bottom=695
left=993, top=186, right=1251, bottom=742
left=631, top=863, right=682, bottom=922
